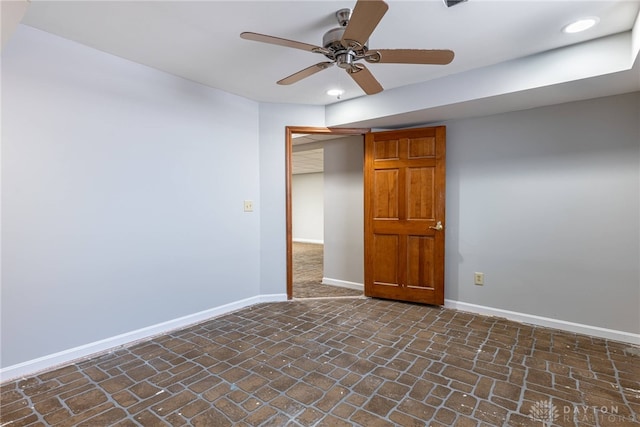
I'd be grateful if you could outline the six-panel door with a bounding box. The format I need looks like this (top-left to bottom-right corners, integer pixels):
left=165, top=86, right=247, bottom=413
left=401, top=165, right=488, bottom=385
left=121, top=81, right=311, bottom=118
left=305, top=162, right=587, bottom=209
left=364, top=126, right=446, bottom=305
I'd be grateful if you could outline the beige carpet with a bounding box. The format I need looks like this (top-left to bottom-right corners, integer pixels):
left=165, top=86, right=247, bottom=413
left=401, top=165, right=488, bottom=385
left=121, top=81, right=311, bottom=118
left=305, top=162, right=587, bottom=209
left=292, top=242, right=363, bottom=298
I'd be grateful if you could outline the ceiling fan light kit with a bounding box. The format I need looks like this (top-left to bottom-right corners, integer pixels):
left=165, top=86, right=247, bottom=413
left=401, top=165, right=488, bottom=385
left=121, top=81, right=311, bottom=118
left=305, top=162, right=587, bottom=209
left=240, top=0, right=455, bottom=97
left=327, top=89, right=344, bottom=97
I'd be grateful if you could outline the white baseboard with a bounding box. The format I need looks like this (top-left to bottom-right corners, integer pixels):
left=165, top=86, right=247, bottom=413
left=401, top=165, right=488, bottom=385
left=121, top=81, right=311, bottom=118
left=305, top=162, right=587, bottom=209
left=293, top=238, right=324, bottom=244
left=322, top=277, right=364, bottom=291
left=445, top=299, right=640, bottom=345
left=0, top=293, right=287, bottom=383
left=258, top=293, right=288, bottom=303
left=4, top=294, right=636, bottom=383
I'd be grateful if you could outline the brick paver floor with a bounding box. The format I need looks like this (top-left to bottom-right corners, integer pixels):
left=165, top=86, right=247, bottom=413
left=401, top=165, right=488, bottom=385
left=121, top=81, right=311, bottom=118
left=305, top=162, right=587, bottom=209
left=1, top=298, right=638, bottom=426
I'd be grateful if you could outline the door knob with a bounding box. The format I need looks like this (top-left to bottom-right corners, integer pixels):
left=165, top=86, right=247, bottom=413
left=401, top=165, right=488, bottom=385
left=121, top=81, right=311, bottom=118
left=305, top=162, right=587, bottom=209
left=429, top=221, right=443, bottom=231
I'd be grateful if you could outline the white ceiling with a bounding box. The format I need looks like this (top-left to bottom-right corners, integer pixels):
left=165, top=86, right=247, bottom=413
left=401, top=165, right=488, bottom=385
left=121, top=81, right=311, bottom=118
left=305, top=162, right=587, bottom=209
left=292, top=148, right=324, bottom=174
left=20, top=0, right=640, bottom=106
left=292, top=133, right=349, bottom=174
left=293, top=133, right=348, bottom=146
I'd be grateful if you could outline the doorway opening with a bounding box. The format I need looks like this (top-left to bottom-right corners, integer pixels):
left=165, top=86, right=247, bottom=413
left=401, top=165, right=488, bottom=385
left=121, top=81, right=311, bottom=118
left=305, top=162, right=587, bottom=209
left=286, top=126, right=369, bottom=299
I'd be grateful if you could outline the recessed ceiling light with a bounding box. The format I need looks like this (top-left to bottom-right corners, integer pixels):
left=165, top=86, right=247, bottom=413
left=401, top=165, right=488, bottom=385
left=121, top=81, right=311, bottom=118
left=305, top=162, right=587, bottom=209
left=327, top=89, right=344, bottom=97
left=562, top=17, right=599, bottom=34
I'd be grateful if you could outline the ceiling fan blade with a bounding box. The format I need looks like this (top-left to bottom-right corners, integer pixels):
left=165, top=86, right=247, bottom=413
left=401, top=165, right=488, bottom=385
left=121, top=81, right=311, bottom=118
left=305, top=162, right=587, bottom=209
left=341, top=0, right=388, bottom=47
left=371, top=49, right=455, bottom=65
left=277, top=62, right=334, bottom=85
left=347, top=65, right=383, bottom=95
left=241, top=32, right=322, bottom=53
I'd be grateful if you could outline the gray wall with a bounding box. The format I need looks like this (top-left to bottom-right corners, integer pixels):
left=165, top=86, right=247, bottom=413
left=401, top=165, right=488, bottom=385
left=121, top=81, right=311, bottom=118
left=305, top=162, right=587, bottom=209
left=1, top=26, right=262, bottom=367
left=2, top=23, right=638, bottom=371
left=288, top=94, right=639, bottom=334
left=443, top=92, right=639, bottom=333
left=292, top=173, right=324, bottom=243
left=323, top=136, right=365, bottom=286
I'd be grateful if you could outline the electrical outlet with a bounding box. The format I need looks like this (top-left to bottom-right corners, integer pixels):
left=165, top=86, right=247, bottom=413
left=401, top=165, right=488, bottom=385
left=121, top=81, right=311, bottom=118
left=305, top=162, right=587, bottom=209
left=474, top=272, right=484, bottom=286
left=243, top=200, right=253, bottom=212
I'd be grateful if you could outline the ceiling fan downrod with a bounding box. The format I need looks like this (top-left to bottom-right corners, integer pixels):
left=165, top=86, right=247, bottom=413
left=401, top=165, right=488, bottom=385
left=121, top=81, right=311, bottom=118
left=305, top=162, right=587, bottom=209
left=335, top=8, right=352, bottom=27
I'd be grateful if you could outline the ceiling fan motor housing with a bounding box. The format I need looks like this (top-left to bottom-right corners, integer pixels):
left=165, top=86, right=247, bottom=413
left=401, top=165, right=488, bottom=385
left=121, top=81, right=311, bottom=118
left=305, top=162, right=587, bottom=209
left=323, top=8, right=353, bottom=52
left=323, top=27, right=368, bottom=54
left=320, top=7, right=369, bottom=65
left=322, top=27, right=368, bottom=69
left=322, top=27, right=347, bottom=53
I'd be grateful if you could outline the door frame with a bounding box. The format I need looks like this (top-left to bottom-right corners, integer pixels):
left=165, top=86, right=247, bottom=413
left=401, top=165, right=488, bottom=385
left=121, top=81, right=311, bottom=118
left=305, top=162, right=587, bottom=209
left=285, top=126, right=370, bottom=299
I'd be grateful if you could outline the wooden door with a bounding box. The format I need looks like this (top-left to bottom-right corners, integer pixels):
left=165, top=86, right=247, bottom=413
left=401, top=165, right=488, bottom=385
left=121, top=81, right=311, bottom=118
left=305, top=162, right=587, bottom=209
left=364, top=126, right=446, bottom=305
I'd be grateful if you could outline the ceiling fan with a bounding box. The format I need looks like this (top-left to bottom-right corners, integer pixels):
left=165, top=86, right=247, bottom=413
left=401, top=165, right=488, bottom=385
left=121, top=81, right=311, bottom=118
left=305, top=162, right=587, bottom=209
left=240, top=0, right=454, bottom=96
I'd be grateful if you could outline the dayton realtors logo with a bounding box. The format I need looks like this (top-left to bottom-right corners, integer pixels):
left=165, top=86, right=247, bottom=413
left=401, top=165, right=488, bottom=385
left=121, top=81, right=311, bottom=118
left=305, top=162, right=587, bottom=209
left=529, top=400, right=559, bottom=425
left=528, top=400, right=636, bottom=425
